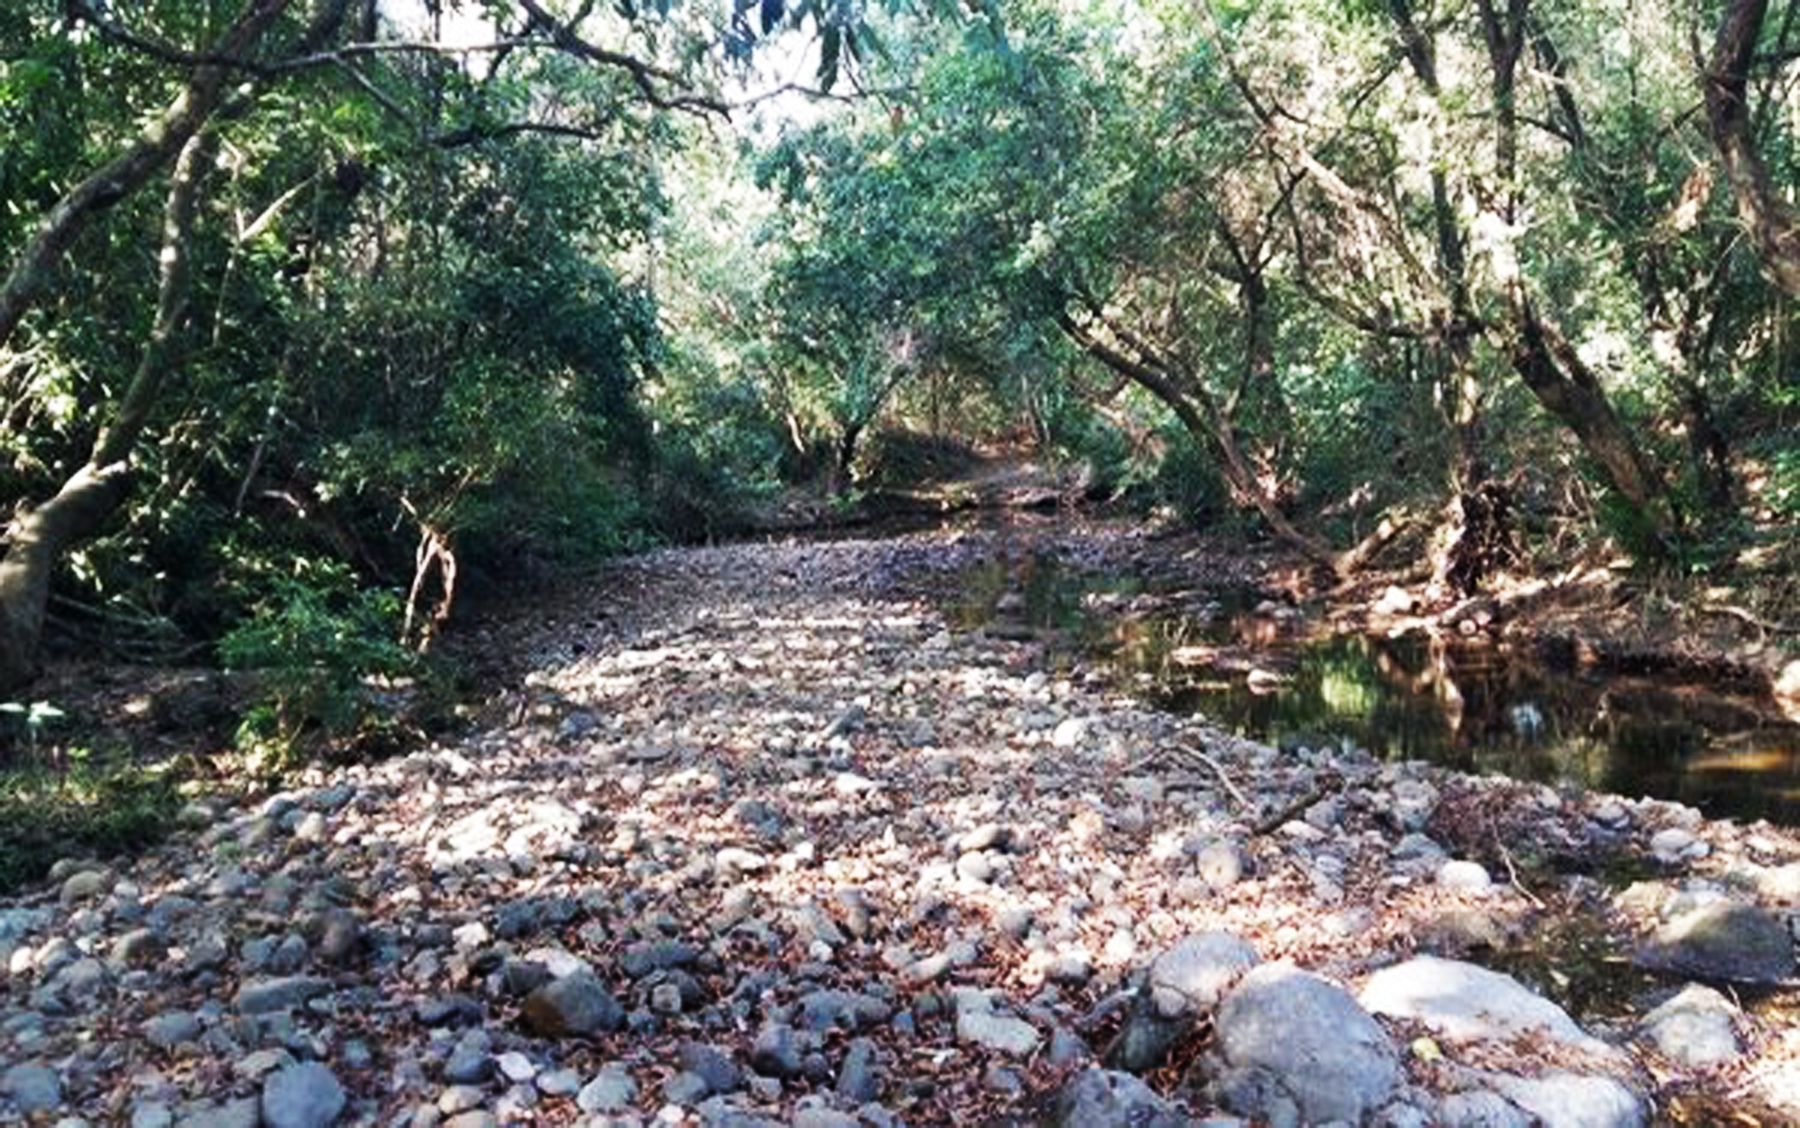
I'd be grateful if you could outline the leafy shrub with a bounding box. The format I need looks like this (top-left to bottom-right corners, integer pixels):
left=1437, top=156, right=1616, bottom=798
left=1147, top=424, right=1232, bottom=526
left=219, top=559, right=417, bottom=771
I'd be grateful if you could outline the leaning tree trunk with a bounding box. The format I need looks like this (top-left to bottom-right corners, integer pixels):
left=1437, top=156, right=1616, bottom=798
left=1055, top=312, right=1338, bottom=569
left=0, top=132, right=216, bottom=692
left=1706, top=0, right=1800, bottom=297
left=1471, top=0, right=1675, bottom=549
left=1502, top=299, right=1676, bottom=546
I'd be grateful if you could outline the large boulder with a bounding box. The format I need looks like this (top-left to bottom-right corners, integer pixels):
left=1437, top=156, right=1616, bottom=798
left=1634, top=901, right=1796, bottom=985
left=1360, top=956, right=1614, bottom=1055
left=1107, top=932, right=1256, bottom=1073
left=1211, top=964, right=1400, bottom=1125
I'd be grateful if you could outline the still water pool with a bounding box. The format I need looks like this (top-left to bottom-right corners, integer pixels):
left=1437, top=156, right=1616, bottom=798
left=953, top=553, right=1800, bottom=826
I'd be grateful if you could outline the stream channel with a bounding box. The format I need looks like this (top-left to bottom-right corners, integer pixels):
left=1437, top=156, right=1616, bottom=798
left=950, top=550, right=1800, bottom=827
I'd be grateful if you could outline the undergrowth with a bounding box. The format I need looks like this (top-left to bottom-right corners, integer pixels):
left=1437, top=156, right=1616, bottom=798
left=0, top=749, right=183, bottom=893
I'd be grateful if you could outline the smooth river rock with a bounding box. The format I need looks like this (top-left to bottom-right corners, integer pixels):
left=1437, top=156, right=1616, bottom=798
left=1049, top=1069, right=1188, bottom=1128
left=1360, top=956, right=1613, bottom=1054
left=1212, top=963, right=1400, bottom=1124
left=1638, top=983, right=1742, bottom=1068
left=1634, top=901, right=1796, bottom=985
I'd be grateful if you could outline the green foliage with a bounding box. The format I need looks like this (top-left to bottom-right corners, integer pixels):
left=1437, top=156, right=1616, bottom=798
left=0, top=750, right=182, bottom=893
left=218, top=559, right=415, bottom=771
left=1147, top=426, right=1233, bottom=526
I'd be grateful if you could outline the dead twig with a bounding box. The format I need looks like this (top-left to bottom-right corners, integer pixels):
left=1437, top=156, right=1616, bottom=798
left=1252, top=772, right=1344, bottom=837
left=1495, top=838, right=1546, bottom=908
left=1178, top=743, right=1255, bottom=813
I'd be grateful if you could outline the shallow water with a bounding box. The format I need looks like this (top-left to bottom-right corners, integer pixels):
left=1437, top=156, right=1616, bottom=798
left=954, top=553, right=1800, bottom=826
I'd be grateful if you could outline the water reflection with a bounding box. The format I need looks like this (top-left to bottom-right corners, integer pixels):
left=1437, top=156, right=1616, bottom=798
left=950, top=553, right=1800, bottom=826
left=1122, top=621, right=1800, bottom=826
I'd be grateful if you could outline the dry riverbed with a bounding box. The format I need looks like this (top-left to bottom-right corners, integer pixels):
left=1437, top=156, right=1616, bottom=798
left=3, top=519, right=1799, bottom=1126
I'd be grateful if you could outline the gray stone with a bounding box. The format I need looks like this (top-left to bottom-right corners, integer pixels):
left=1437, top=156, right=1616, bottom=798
left=519, top=971, right=624, bottom=1036
left=1634, top=901, right=1797, bottom=985
left=60, top=869, right=109, bottom=904
left=618, top=939, right=697, bottom=978
left=144, top=1011, right=202, bottom=1049
left=956, top=1009, right=1040, bottom=1057
left=494, top=1053, right=536, bottom=1084
left=0, top=907, right=48, bottom=944
left=662, top=1071, right=711, bottom=1105
left=438, top=1086, right=484, bottom=1114
left=1650, top=828, right=1706, bottom=864
left=110, top=927, right=167, bottom=967
left=1196, top=841, right=1249, bottom=890
left=3, top=1062, right=62, bottom=1113
left=792, top=1106, right=858, bottom=1128
left=1390, top=780, right=1439, bottom=832
left=1049, top=1027, right=1090, bottom=1067
left=1107, top=932, right=1257, bottom=1074
left=1149, top=932, right=1258, bottom=1017
left=443, top=1031, right=492, bottom=1084
left=1213, top=964, right=1400, bottom=1125
left=650, top=982, right=683, bottom=1014
left=174, top=1097, right=262, bottom=1128
left=795, top=989, right=891, bottom=1033
left=956, top=851, right=997, bottom=883
left=1438, top=1091, right=1531, bottom=1128
left=416, top=995, right=483, bottom=1027
left=958, top=823, right=1009, bottom=853
left=1639, top=984, right=1742, bottom=1068
left=575, top=1065, right=637, bottom=1114
left=132, top=1102, right=176, bottom=1128
left=679, top=1043, right=741, bottom=1094
left=836, top=1038, right=880, bottom=1102
left=750, top=1023, right=804, bottom=1078
left=236, top=975, right=333, bottom=1015
left=260, top=1062, right=347, bottom=1128
left=1488, top=1071, right=1645, bottom=1128
left=536, top=1069, right=580, bottom=1097
left=1360, top=957, right=1612, bottom=1054
left=1049, top=1069, right=1187, bottom=1128
left=1754, top=862, right=1800, bottom=904
left=1437, top=860, right=1494, bottom=894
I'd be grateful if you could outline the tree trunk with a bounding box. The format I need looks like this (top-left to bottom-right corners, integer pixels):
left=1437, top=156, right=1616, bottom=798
left=1388, top=1, right=1513, bottom=592
left=1677, top=374, right=1735, bottom=513
left=0, top=131, right=217, bottom=692
left=1472, top=0, right=1674, bottom=548
left=833, top=420, right=865, bottom=494
left=1503, top=300, right=1675, bottom=544
left=1705, top=0, right=1800, bottom=297
left=1055, top=312, right=1337, bottom=568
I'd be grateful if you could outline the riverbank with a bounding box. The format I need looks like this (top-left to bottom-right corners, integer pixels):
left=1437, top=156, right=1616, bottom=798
left=1, top=517, right=1797, bottom=1125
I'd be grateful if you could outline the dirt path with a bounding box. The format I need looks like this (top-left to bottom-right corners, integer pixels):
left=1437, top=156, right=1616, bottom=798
left=2, top=521, right=1798, bottom=1126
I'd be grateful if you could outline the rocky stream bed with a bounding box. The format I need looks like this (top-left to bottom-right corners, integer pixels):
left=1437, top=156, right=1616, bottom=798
left=2, top=519, right=1799, bottom=1126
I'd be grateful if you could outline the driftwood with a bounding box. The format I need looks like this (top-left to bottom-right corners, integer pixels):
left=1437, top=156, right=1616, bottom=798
left=1334, top=507, right=1424, bottom=579
left=1699, top=603, right=1800, bottom=638
left=1251, top=771, right=1345, bottom=837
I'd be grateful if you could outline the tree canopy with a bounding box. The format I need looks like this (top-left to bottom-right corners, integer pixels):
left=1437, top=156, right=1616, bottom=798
left=1, top=0, right=1797, bottom=703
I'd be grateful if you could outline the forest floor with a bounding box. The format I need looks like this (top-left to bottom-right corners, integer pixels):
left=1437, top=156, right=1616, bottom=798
left=3, top=514, right=1800, bottom=1126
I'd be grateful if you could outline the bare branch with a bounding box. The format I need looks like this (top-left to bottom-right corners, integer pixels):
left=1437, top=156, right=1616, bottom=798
left=517, top=0, right=727, bottom=116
